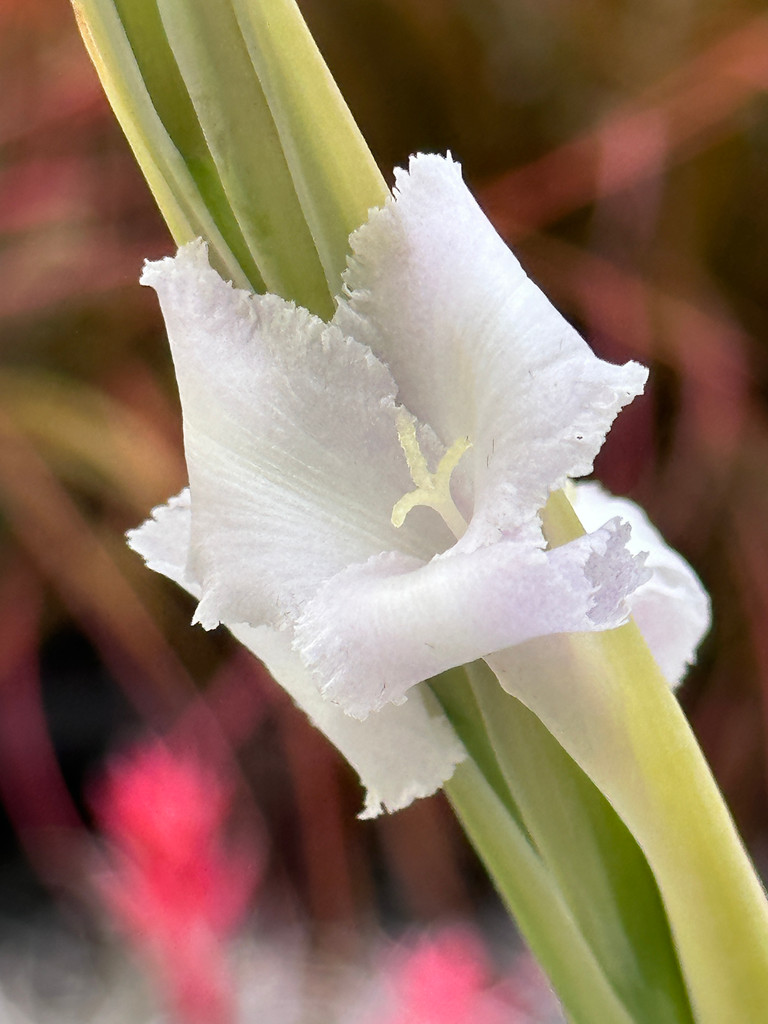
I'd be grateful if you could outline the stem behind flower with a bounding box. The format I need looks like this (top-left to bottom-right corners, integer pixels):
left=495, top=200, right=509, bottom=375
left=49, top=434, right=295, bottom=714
left=446, top=758, right=636, bottom=1024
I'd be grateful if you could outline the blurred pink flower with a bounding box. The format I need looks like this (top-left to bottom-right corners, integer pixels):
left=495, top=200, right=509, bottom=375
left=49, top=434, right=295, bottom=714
left=92, top=741, right=261, bottom=1024
left=371, top=925, right=562, bottom=1024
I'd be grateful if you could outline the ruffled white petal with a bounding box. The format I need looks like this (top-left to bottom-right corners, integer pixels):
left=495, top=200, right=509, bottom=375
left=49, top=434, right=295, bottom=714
left=334, top=154, right=648, bottom=548
left=127, top=487, right=196, bottom=592
left=232, top=625, right=465, bottom=818
left=294, top=520, right=650, bottom=718
left=570, top=482, right=711, bottom=687
left=141, top=241, right=452, bottom=631
left=127, top=492, right=465, bottom=817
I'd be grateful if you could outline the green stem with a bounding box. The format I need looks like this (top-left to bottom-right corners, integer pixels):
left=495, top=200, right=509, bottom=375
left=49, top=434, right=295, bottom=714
left=446, top=759, right=636, bottom=1024
left=231, top=0, right=389, bottom=297
left=156, top=0, right=332, bottom=314
left=72, top=0, right=256, bottom=289
left=466, top=661, right=693, bottom=1023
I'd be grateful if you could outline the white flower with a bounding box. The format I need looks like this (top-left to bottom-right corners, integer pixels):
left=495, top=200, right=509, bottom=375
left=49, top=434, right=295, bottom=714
left=129, top=154, right=707, bottom=814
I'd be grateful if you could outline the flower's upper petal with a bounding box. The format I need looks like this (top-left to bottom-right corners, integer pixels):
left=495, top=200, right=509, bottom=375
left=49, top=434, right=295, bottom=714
left=334, top=154, right=647, bottom=547
left=141, top=241, right=452, bottom=630
left=127, top=491, right=465, bottom=817
left=294, top=519, right=650, bottom=718
left=570, top=482, right=711, bottom=687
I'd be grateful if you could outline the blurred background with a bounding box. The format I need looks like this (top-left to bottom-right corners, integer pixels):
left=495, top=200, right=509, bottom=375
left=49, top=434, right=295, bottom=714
left=0, top=0, right=767, bottom=1019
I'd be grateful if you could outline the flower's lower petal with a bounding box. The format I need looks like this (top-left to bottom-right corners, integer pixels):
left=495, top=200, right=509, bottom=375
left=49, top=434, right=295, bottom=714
left=294, top=520, right=650, bottom=718
left=334, top=153, right=647, bottom=546
left=141, top=241, right=451, bottom=632
left=128, top=492, right=464, bottom=817
left=570, top=482, right=711, bottom=687
left=231, top=624, right=465, bottom=818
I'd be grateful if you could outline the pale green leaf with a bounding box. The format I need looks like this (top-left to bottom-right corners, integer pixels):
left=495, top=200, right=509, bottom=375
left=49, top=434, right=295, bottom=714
left=447, top=759, right=636, bottom=1024
left=231, top=0, right=389, bottom=297
left=72, top=0, right=255, bottom=289
left=467, top=661, right=694, bottom=1024
left=155, top=0, right=332, bottom=314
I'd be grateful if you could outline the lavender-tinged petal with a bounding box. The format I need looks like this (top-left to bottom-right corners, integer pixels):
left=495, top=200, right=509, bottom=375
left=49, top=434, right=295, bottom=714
left=571, top=482, right=711, bottom=687
left=294, top=521, right=650, bottom=718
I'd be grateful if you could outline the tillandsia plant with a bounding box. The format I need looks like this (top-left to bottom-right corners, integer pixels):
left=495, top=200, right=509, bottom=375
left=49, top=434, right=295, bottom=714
left=71, top=1, right=768, bottom=1022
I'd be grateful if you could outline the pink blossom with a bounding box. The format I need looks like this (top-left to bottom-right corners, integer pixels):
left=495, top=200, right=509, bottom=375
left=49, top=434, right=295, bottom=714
left=370, top=926, right=562, bottom=1024
left=92, top=741, right=260, bottom=1024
